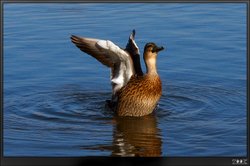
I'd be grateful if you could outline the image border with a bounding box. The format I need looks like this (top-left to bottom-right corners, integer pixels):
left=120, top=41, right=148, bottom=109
left=0, top=0, right=249, bottom=166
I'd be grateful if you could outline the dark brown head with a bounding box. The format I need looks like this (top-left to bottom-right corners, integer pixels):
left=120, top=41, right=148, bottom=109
left=143, top=43, right=164, bottom=74
left=144, top=42, right=164, bottom=54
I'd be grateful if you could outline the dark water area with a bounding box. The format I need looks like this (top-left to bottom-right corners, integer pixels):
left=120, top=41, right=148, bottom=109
left=3, top=3, right=247, bottom=156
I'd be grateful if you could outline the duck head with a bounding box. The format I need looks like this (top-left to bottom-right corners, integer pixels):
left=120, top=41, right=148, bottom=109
left=143, top=43, right=164, bottom=75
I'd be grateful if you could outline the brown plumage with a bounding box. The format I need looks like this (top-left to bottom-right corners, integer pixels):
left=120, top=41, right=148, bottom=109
left=116, top=42, right=164, bottom=116
left=117, top=75, right=162, bottom=116
left=70, top=30, right=164, bottom=117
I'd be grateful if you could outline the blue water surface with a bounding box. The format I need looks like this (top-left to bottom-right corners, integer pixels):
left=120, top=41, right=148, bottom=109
left=3, top=3, right=247, bottom=156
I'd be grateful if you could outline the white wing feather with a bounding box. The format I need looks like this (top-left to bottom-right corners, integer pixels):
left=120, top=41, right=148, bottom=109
left=71, top=35, right=135, bottom=98
left=96, top=40, right=134, bottom=96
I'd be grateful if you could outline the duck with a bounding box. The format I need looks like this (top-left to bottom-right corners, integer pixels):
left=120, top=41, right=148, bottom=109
left=70, top=30, right=164, bottom=117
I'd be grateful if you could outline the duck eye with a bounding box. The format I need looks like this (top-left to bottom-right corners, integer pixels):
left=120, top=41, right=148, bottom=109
left=151, top=47, right=156, bottom=53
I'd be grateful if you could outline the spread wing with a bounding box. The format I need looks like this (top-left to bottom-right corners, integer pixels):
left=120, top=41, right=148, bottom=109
left=71, top=35, right=113, bottom=67
left=70, top=35, right=135, bottom=97
left=125, top=30, right=143, bottom=76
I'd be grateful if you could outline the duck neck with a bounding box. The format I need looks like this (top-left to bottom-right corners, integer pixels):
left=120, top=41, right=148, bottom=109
left=145, top=58, right=158, bottom=76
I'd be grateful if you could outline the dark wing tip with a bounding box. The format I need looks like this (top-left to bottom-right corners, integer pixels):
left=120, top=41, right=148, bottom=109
left=132, top=29, right=136, bottom=39
left=70, top=34, right=78, bottom=40
left=70, top=35, right=78, bottom=42
left=132, top=29, right=136, bottom=36
left=70, top=35, right=83, bottom=46
left=129, top=29, right=136, bottom=40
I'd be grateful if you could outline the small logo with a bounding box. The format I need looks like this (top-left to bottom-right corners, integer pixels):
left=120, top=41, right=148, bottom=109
left=232, top=159, right=248, bottom=165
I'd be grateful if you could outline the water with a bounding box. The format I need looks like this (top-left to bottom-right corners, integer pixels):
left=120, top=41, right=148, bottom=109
left=3, top=3, right=247, bottom=156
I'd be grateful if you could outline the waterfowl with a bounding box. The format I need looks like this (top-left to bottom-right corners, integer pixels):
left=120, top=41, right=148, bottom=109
left=70, top=30, right=164, bottom=117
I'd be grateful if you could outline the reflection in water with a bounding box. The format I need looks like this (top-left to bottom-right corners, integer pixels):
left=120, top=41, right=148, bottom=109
left=111, top=114, right=162, bottom=157
left=79, top=112, right=162, bottom=157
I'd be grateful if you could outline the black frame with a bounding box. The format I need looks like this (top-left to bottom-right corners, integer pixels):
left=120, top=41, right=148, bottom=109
left=0, top=1, right=249, bottom=166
